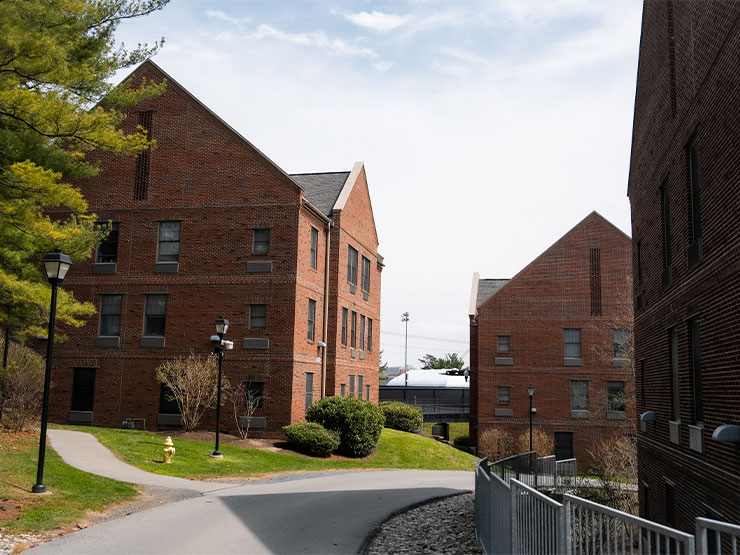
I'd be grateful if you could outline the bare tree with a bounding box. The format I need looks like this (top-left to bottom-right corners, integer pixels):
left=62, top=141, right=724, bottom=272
left=583, top=435, right=638, bottom=514
left=516, top=427, right=555, bottom=456
left=227, top=380, right=264, bottom=440
left=0, top=341, right=44, bottom=431
left=156, top=352, right=218, bottom=432
left=478, top=427, right=514, bottom=461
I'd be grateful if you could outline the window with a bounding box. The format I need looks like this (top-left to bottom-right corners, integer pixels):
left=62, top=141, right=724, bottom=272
left=564, top=328, right=582, bottom=360
left=361, top=256, right=371, bottom=293
left=497, top=386, right=510, bottom=404
left=571, top=380, right=589, bottom=411
left=253, top=228, right=270, bottom=254
left=351, top=311, right=357, bottom=348
left=669, top=328, right=680, bottom=421
left=134, top=110, right=153, bottom=200
left=97, top=222, right=119, bottom=263
left=250, top=304, right=267, bottom=330
left=245, top=381, right=264, bottom=409
left=340, top=384, right=346, bottom=396
left=349, top=374, right=356, bottom=397
left=307, top=299, right=316, bottom=341
left=688, top=136, right=701, bottom=244
left=359, top=316, right=366, bottom=350
left=497, top=335, right=510, bottom=353
left=341, top=308, right=348, bottom=346
left=358, top=376, right=364, bottom=399
left=367, top=318, right=373, bottom=351
left=144, top=294, right=167, bottom=336
left=689, top=317, right=703, bottom=422
left=366, top=385, right=371, bottom=401
left=310, top=227, right=318, bottom=269
left=347, top=246, right=358, bottom=286
left=636, top=239, right=643, bottom=282
left=613, top=329, right=630, bottom=360
left=305, top=373, right=314, bottom=411
left=159, top=384, right=180, bottom=414
left=157, top=221, right=180, bottom=262
left=660, top=180, right=672, bottom=272
left=100, top=295, right=122, bottom=336
left=71, top=368, right=96, bottom=412
left=607, top=381, right=626, bottom=412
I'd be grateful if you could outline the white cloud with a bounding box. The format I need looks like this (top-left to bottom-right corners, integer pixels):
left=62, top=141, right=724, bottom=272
left=248, top=24, right=379, bottom=59
left=206, top=10, right=250, bottom=26
left=342, top=10, right=409, bottom=32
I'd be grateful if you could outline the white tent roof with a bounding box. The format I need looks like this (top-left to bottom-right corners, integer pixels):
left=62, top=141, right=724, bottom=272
left=385, top=369, right=469, bottom=388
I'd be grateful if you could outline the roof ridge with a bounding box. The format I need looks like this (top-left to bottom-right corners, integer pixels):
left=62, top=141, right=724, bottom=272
left=289, top=171, right=350, bottom=176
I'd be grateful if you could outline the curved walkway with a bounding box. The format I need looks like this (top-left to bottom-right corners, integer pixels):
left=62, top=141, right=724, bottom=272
left=30, top=430, right=473, bottom=554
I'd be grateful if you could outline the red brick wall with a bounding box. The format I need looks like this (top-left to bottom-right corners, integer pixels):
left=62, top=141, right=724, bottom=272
left=472, top=213, right=633, bottom=465
left=629, top=1, right=740, bottom=530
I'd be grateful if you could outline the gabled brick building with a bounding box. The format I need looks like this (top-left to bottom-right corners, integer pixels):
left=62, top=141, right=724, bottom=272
left=629, top=1, right=740, bottom=530
left=469, top=212, right=633, bottom=464
left=48, top=60, right=382, bottom=436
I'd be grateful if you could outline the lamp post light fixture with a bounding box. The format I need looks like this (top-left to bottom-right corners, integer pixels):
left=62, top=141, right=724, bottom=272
left=402, top=312, right=409, bottom=386
left=210, top=316, right=229, bottom=458
left=527, top=384, right=535, bottom=453
left=33, top=250, right=72, bottom=493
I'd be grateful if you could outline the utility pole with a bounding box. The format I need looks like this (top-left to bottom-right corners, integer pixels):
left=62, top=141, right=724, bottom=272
left=402, top=312, right=409, bottom=386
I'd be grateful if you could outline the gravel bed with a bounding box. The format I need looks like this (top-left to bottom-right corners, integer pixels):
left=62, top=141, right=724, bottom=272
left=363, top=492, right=482, bottom=554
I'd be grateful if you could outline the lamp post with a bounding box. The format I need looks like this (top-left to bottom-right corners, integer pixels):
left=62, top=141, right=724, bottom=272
left=33, top=250, right=72, bottom=493
left=402, top=312, right=409, bottom=386
left=527, top=384, right=535, bottom=454
left=210, top=316, right=229, bottom=458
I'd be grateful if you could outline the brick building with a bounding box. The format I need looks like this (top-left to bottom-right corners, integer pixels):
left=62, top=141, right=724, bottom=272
left=629, top=1, right=740, bottom=529
left=48, top=60, right=382, bottom=436
left=469, top=212, right=633, bottom=464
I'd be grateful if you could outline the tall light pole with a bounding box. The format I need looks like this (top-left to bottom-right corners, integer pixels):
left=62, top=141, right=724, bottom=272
left=210, top=316, right=229, bottom=459
left=528, top=384, right=535, bottom=454
left=402, top=312, right=409, bottom=386
left=33, top=250, right=72, bottom=494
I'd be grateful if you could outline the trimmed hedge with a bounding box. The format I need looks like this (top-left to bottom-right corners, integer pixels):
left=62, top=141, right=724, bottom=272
left=379, top=401, right=423, bottom=432
left=306, top=396, right=385, bottom=457
left=282, top=422, right=340, bottom=457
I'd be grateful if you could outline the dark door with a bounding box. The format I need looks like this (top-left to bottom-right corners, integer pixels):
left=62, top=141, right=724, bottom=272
left=554, top=432, right=573, bottom=460
left=71, top=368, right=96, bottom=411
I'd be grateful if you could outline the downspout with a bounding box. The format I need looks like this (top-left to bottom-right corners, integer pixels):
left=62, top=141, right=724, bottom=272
left=321, top=220, right=332, bottom=398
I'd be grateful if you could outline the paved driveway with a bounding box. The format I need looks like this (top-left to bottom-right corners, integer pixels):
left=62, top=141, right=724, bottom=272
left=29, top=430, right=473, bottom=554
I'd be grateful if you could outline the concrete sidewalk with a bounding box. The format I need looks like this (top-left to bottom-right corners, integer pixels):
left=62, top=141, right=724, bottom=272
left=47, top=429, right=238, bottom=493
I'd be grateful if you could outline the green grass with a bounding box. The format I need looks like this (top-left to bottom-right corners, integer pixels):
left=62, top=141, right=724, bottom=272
left=0, top=432, right=138, bottom=533
left=422, top=422, right=469, bottom=444
left=60, top=425, right=475, bottom=479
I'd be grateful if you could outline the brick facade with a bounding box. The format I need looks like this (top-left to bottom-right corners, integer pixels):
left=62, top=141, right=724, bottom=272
left=629, top=1, right=740, bottom=530
left=48, top=60, right=382, bottom=436
left=469, top=212, right=633, bottom=465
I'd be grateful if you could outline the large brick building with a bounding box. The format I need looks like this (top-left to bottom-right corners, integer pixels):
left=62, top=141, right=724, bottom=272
left=48, top=60, right=382, bottom=436
left=469, top=212, right=633, bottom=464
left=629, top=1, right=740, bottom=529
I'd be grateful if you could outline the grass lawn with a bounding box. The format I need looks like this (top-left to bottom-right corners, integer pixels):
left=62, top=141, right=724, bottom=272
left=422, top=422, right=469, bottom=444
left=0, top=431, right=138, bottom=533
left=61, top=425, right=476, bottom=480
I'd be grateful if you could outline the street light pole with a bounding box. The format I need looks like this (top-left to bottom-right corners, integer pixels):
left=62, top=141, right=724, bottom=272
left=211, top=316, right=229, bottom=459
left=528, top=384, right=535, bottom=453
left=33, top=250, right=72, bottom=494
left=402, top=312, right=409, bottom=386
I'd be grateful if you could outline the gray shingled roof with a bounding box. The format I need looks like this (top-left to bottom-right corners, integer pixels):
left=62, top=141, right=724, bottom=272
left=477, top=279, right=509, bottom=309
left=290, top=172, right=350, bottom=217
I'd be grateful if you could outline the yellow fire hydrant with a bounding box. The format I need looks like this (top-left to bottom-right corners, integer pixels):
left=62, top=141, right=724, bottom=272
left=163, top=436, right=175, bottom=464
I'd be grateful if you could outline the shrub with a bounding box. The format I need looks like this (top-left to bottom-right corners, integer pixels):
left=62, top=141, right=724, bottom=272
left=283, top=422, right=340, bottom=457
left=0, top=341, right=44, bottom=431
left=306, top=396, right=385, bottom=457
left=453, top=435, right=470, bottom=447
left=478, top=428, right=513, bottom=461
left=379, top=401, right=422, bottom=432
left=516, top=427, right=554, bottom=456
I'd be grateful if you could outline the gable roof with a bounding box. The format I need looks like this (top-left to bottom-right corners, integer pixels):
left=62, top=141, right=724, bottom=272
left=477, top=279, right=510, bottom=308
left=290, top=172, right=350, bottom=217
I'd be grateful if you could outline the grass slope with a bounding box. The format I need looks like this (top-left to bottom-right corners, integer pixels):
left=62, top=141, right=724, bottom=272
left=61, top=426, right=475, bottom=479
left=0, top=432, right=138, bottom=533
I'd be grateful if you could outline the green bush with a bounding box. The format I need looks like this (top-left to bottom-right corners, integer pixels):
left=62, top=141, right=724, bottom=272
left=453, top=434, right=470, bottom=447
left=282, top=422, right=340, bottom=457
left=306, top=396, right=385, bottom=457
left=379, top=401, right=423, bottom=432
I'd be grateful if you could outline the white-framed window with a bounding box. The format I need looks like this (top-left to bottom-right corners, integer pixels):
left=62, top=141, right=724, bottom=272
left=250, top=304, right=267, bottom=330
left=253, top=228, right=270, bottom=254
left=157, top=221, right=180, bottom=262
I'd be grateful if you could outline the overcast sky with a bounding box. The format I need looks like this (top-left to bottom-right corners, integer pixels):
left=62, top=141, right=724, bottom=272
left=115, top=0, right=643, bottom=368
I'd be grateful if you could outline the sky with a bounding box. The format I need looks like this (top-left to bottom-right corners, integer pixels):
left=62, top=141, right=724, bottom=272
left=115, top=0, right=643, bottom=369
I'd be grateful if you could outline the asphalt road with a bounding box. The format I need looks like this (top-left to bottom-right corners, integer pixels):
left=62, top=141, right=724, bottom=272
left=29, top=431, right=473, bottom=555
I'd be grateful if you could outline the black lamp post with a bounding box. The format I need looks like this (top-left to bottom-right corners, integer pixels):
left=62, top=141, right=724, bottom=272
left=527, top=385, right=535, bottom=453
left=211, top=316, right=229, bottom=458
left=33, top=250, right=72, bottom=493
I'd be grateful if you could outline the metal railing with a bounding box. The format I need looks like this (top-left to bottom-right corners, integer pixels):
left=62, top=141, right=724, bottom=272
left=490, top=451, right=538, bottom=488
left=565, top=494, right=695, bottom=555
left=696, top=518, right=740, bottom=555
left=512, top=479, right=566, bottom=555
left=556, top=458, right=578, bottom=490
left=476, top=458, right=512, bottom=555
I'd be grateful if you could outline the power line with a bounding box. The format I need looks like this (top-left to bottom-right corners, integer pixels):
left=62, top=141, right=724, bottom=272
left=381, top=330, right=468, bottom=344
left=381, top=342, right=468, bottom=354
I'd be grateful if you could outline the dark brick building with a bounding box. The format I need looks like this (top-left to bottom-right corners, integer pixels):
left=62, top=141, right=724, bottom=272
left=469, top=212, right=633, bottom=464
left=49, top=60, right=382, bottom=436
left=629, top=1, right=740, bottom=529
